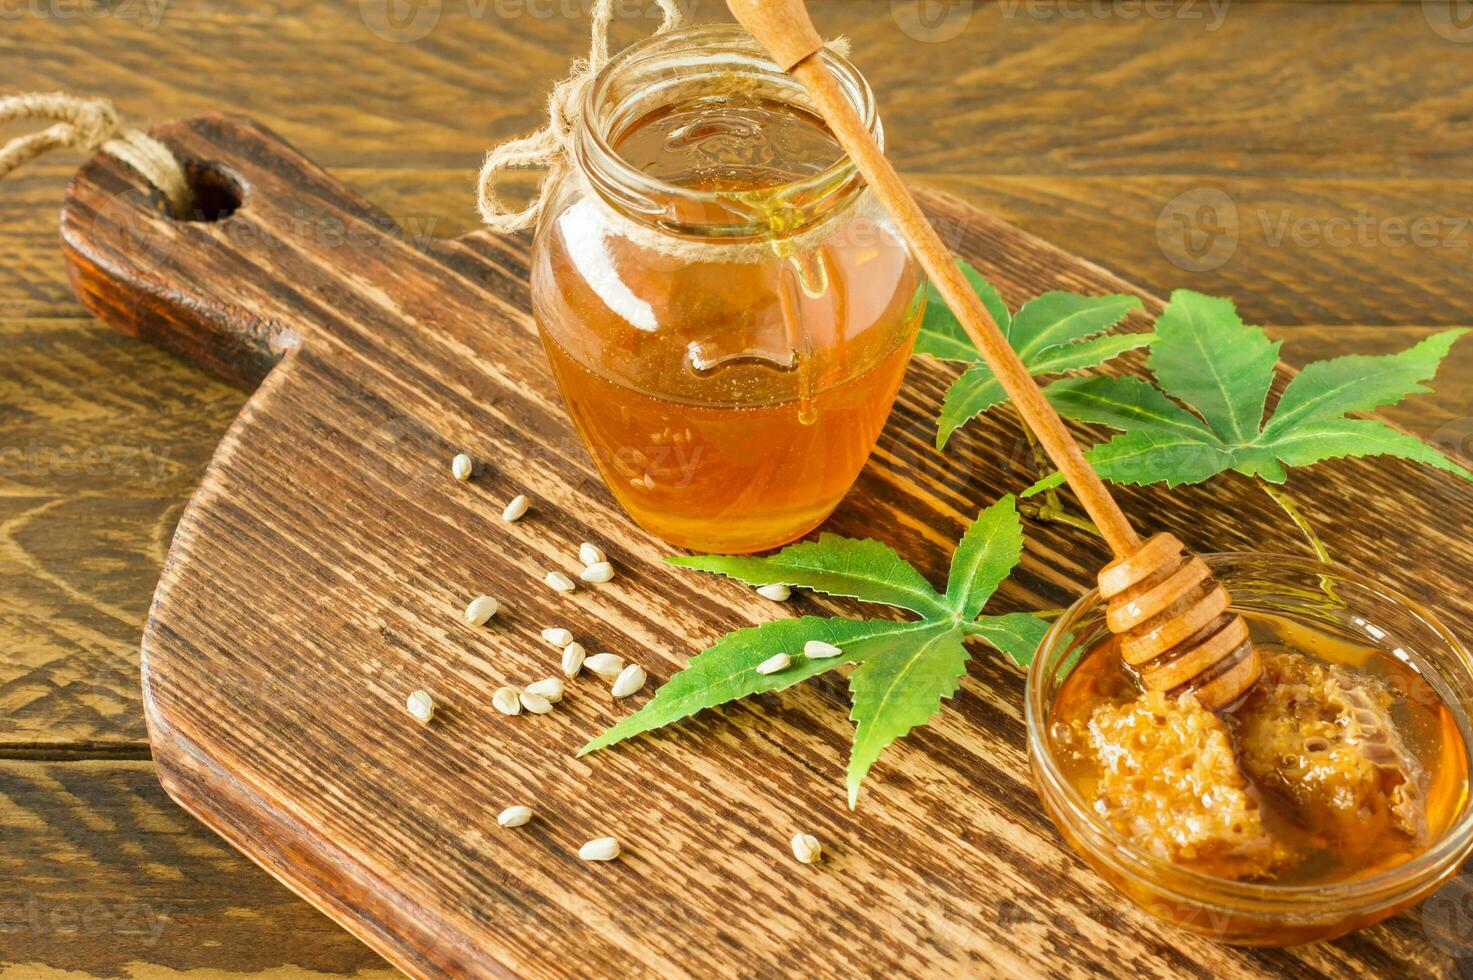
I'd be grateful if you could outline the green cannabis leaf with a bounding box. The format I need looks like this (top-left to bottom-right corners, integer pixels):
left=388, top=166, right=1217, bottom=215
left=580, top=496, right=1048, bottom=808
left=915, top=260, right=1152, bottom=448
left=1026, top=290, right=1473, bottom=496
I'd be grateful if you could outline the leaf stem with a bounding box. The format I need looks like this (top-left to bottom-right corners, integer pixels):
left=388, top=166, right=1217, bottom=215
left=1258, top=480, right=1332, bottom=564
left=1017, top=420, right=1105, bottom=540
left=1019, top=500, right=1105, bottom=539
left=1019, top=420, right=1066, bottom=515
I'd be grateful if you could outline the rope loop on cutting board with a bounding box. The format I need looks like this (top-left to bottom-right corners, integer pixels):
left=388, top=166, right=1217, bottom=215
left=0, top=91, right=192, bottom=218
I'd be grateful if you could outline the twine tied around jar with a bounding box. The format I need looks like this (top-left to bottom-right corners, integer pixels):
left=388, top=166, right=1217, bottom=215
left=475, top=0, right=686, bottom=233
left=0, top=92, right=192, bottom=218
left=475, top=0, right=850, bottom=236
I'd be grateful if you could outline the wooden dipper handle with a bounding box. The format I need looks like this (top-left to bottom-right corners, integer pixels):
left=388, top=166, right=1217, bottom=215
left=726, top=0, right=1260, bottom=708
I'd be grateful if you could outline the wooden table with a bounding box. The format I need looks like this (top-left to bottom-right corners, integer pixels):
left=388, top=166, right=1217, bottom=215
left=3, top=2, right=1469, bottom=976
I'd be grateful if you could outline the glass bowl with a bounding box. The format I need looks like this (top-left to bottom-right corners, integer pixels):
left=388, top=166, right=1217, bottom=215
left=1025, top=553, right=1473, bottom=946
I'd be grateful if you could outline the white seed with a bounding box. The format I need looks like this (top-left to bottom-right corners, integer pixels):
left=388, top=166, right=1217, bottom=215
left=791, top=833, right=822, bottom=864
left=464, top=595, right=499, bottom=626
left=580, top=561, right=614, bottom=584
left=611, top=663, right=647, bottom=698
left=544, top=571, right=576, bottom=594
left=756, top=653, right=791, bottom=676
left=578, top=542, right=606, bottom=566
left=497, top=805, right=533, bottom=828
left=405, top=690, right=435, bottom=724
left=492, top=686, right=522, bottom=716
left=757, top=584, right=792, bottom=602
left=502, top=494, right=530, bottom=522
left=584, top=653, right=625, bottom=681
left=519, top=691, right=554, bottom=714
left=561, top=642, right=587, bottom=678
left=524, top=678, right=565, bottom=702
left=804, top=641, right=844, bottom=660
left=451, top=453, right=473, bottom=482
left=579, top=837, right=621, bottom=862
left=541, top=627, right=574, bottom=647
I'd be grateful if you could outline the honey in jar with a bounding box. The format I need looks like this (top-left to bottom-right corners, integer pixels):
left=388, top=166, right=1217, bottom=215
left=530, top=26, right=924, bottom=554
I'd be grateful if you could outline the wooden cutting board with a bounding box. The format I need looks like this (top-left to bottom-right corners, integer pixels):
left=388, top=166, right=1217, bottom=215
left=57, top=114, right=1472, bottom=978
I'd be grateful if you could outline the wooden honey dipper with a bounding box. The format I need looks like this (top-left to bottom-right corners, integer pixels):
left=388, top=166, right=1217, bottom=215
left=727, top=0, right=1261, bottom=710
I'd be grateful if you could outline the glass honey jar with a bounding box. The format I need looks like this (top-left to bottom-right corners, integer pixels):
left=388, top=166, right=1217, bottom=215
left=530, top=25, right=925, bottom=554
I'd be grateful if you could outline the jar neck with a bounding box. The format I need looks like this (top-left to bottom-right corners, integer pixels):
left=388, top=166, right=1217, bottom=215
left=573, top=24, right=881, bottom=242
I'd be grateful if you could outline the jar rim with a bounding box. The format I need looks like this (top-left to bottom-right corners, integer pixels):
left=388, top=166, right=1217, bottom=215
left=574, top=24, right=880, bottom=238
left=1025, top=552, right=1473, bottom=915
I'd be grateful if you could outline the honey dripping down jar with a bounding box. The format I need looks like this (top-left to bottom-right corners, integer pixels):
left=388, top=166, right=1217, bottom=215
left=529, top=26, right=925, bottom=554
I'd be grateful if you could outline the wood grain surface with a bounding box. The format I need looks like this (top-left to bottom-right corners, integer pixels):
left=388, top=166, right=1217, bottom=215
left=43, top=107, right=1473, bottom=978
left=3, top=1, right=1472, bottom=977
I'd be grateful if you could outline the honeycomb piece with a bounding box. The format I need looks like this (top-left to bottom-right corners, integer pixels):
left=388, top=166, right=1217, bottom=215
left=1233, top=650, right=1427, bottom=846
left=1086, top=690, right=1294, bottom=879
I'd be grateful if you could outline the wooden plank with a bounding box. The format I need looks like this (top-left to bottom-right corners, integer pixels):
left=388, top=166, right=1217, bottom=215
left=0, top=759, right=394, bottom=977
left=926, top=173, right=1473, bottom=328
left=4, top=3, right=1467, bottom=175
left=7, top=4, right=1473, bottom=325
left=4, top=2, right=1471, bottom=976
left=48, top=112, right=1468, bottom=978
left=1, top=315, right=1461, bottom=755
left=0, top=317, right=241, bottom=747
left=14, top=165, right=1473, bottom=329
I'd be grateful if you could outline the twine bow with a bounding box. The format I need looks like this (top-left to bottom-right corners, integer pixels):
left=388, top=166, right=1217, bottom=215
left=0, top=92, right=192, bottom=218
left=476, top=0, right=686, bottom=233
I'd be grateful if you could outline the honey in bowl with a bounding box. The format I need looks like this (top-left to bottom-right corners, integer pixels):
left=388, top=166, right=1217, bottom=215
left=1027, top=556, right=1473, bottom=945
left=1050, top=613, right=1469, bottom=886
left=531, top=30, right=924, bottom=554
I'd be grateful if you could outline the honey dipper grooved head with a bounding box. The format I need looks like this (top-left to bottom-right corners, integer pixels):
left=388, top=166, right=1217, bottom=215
left=1097, top=533, right=1262, bottom=711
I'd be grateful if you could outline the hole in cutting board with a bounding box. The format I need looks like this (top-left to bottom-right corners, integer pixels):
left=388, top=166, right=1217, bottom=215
left=172, top=161, right=243, bottom=222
